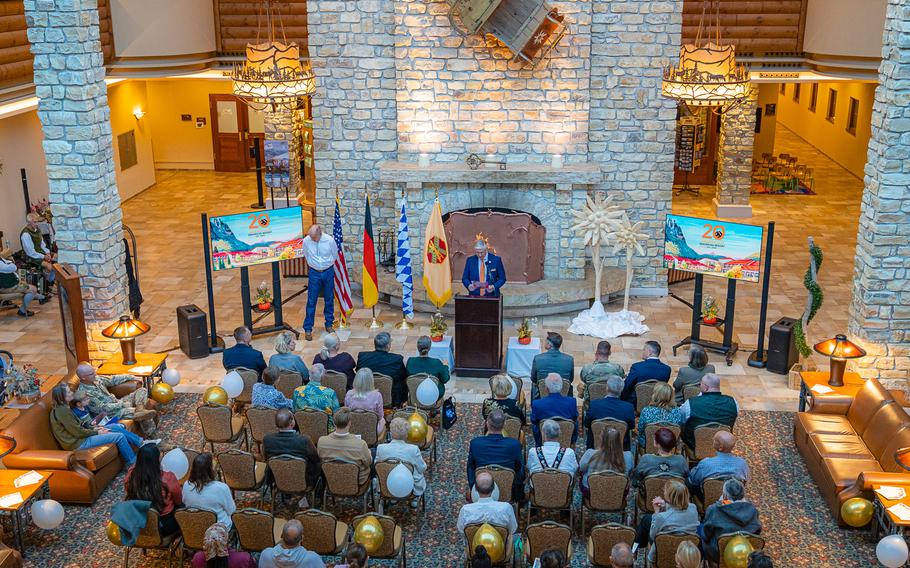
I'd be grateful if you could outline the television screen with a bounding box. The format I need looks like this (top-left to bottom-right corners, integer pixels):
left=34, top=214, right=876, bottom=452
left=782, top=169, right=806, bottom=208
left=663, top=214, right=763, bottom=283
left=209, top=207, right=305, bottom=271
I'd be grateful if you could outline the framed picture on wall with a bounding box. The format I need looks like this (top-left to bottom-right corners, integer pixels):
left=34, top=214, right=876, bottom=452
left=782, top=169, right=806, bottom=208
left=765, top=103, right=776, bottom=117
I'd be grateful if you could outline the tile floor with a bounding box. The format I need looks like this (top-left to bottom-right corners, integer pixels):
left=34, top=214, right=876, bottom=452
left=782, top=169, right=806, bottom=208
left=0, top=126, right=869, bottom=411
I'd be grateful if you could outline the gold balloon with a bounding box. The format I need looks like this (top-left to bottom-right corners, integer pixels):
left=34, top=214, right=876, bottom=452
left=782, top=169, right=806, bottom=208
left=150, top=382, right=174, bottom=404
left=406, top=411, right=428, bottom=444
left=354, top=515, right=384, bottom=553
left=841, top=497, right=874, bottom=527
left=203, top=386, right=229, bottom=406
left=106, top=521, right=122, bottom=546
left=472, top=523, right=505, bottom=563
left=722, top=535, right=754, bottom=568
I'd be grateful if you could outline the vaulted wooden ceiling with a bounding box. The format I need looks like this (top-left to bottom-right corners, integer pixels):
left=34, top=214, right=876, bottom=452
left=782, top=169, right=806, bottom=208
left=215, top=0, right=308, bottom=55
left=682, top=0, right=807, bottom=54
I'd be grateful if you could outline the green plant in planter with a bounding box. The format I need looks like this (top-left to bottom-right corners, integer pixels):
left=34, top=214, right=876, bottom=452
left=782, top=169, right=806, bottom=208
left=794, top=238, right=823, bottom=358
left=255, top=281, right=272, bottom=308
left=429, top=313, right=447, bottom=339
left=702, top=295, right=719, bottom=323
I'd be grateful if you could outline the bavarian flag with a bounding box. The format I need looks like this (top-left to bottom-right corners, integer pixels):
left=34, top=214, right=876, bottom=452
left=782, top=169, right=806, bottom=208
left=422, top=198, right=452, bottom=308
left=361, top=194, right=379, bottom=308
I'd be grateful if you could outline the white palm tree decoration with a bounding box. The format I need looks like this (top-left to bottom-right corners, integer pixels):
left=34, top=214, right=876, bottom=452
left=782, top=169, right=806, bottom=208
left=612, top=216, right=648, bottom=311
left=571, top=193, right=624, bottom=305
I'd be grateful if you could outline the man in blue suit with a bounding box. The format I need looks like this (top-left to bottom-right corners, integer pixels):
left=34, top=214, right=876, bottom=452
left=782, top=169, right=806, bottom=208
left=222, top=326, right=266, bottom=377
left=585, top=376, right=636, bottom=450
left=467, top=409, right=525, bottom=502
left=461, top=240, right=506, bottom=297
left=621, top=340, right=672, bottom=409
left=530, top=373, right=579, bottom=446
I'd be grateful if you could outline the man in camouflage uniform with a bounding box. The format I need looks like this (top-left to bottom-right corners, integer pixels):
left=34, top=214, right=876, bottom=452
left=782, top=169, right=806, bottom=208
left=74, top=362, right=157, bottom=435
left=580, top=340, right=626, bottom=401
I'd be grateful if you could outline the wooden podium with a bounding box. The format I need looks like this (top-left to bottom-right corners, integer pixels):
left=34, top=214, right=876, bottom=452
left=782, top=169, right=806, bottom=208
left=454, top=295, right=503, bottom=377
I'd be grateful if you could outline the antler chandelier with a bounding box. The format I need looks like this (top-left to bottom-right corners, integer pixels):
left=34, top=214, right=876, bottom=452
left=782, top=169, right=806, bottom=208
left=230, top=0, right=315, bottom=110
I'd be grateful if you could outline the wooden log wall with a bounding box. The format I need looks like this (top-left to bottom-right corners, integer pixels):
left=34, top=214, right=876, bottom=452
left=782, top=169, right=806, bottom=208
left=215, top=0, right=308, bottom=55
left=682, top=0, right=808, bottom=54
left=0, top=0, right=113, bottom=88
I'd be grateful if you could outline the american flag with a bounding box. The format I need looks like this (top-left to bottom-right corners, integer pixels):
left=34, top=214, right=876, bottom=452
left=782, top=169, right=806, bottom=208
left=332, top=195, right=354, bottom=320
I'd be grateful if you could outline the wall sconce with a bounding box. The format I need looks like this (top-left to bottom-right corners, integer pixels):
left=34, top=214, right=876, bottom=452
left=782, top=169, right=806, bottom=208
left=133, top=108, right=146, bottom=120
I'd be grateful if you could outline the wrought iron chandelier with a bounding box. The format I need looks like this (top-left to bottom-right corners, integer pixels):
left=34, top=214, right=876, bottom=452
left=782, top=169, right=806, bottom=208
left=661, top=2, right=750, bottom=109
left=230, top=0, right=315, bottom=110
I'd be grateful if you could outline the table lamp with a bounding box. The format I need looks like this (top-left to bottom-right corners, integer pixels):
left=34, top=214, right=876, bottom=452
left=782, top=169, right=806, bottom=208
left=813, top=334, right=866, bottom=388
left=101, top=315, right=150, bottom=366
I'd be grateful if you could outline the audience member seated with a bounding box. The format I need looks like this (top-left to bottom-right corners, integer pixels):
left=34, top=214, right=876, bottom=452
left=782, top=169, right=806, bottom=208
left=527, top=419, right=578, bottom=476
left=406, top=335, right=451, bottom=401
left=672, top=345, right=714, bottom=405
left=263, top=409, right=321, bottom=497
left=258, top=519, right=325, bottom=568
left=222, top=326, right=267, bottom=376
left=609, top=542, right=633, bottom=568
left=456, top=472, right=518, bottom=535
left=124, top=444, right=183, bottom=537
left=482, top=374, right=526, bottom=426
left=71, top=389, right=157, bottom=447
left=50, top=384, right=137, bottom=465
left=75, top=362, right=157, bottom=435
left=635, top=479, right=699, bottom=565
left=580, top=340, right=625, bottom=400
left=467, top=409, right=525, bottom=502
left=747, top=551, right=773, bottom=568
left=578, top=427, right=631, bottom=496
left=530, top=373, right=578, bottom=446
left=688, top=432, right=750, bottom=501
left=530, top=332, right=574, bottom=399
left=631, top=427, right=688, bottom=487
left=538, top=550, right=566, bottom=568
left=345, top=369, right=386, bottom=437
left=192, top=522, right=255, bottom=568
left=316, top=407, right=372, bottom=486
left=584, top=376, right=634, bottom=451
left=268, top=331, right=310, bottom=380
left=0, top=248, right=45, bottom=317
left=182, top=453, right=236, bottom=529
left=376, top=417, right=428, bottom=506
left=621, top=340, right=671, bottom=408
left=313, top=334, right=356, bottom=391
left=252, top=368, right=292, bottom=410
left=20, top=212, right=56, bottom=288
left=356, top=331, right=407, bottom=406
left=701, top=478, right=762, bottom=563
left=637, top=382, right=685, bottom=448
left=334, top=543, right=368, bottom=568
left=292, top=364, right=340, bottom=426
left=679, top=374, right=739, bottom=449
left=675, top=541, right=702, bottom=568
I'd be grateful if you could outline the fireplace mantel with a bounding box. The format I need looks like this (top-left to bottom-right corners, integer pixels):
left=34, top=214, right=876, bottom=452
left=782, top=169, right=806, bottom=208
left=379, top=160, right=602, bottom=185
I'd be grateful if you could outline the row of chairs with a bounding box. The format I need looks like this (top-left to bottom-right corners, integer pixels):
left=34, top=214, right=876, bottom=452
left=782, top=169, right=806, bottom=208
left=752, top=152, right=815, bottom=192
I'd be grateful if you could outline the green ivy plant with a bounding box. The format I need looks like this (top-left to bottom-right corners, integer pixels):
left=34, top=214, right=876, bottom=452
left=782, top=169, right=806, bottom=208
left=794, top=240, right=824, bottom=357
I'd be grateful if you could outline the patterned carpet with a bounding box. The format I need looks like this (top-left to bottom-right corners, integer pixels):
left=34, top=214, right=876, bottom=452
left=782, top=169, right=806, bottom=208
left=18, top=395, right=879, bottom=567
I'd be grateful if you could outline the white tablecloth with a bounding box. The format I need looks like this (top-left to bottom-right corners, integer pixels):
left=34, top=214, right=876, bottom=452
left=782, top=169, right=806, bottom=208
left=420, top=336, right=455, bottom=370
left=505, top=336, right=540, bottom=379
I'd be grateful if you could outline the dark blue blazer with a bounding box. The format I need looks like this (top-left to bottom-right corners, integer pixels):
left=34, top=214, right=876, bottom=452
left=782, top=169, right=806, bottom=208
left=467, top=434, right=525, bottom=497
left=584, top=396, right=636, bottom=450
left=222, top=344, right=267, bottom=376
left=530, top=393, right=579, bottom=446
left=621, top=358, right=672, bottom=408
left=461, top=253, right=506, bottom=297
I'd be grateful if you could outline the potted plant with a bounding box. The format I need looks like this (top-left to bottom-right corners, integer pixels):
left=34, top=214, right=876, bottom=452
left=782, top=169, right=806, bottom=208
left=517, top=318, right=533, bottom=345
left=3, top=363, right=42, bottom=405
left=429, top=313, right=447, bottom=342
left=702, top=295, right=719, bottom=325
left=255, top=281, right=272, bottom=311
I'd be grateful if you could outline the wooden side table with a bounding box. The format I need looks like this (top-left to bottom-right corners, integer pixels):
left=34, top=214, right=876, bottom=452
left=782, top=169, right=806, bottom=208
left=0, top=470, right=52, bottom=557
left=97, top=352, right=168, bottom=392
left=798, top=371, right=865, bottom=412
left=872, top=485, right=910, bottom=540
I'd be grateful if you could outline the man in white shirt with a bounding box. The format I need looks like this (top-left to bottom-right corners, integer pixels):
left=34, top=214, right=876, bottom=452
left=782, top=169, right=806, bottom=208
left=527, top=419, right=578, bottom=476
left=0, top=249, right=44, bottom=317
left=456, top=472, right=518, bottom=536
left=301, top=224, right=338, bottom=341
left=20, top=213, right=55, bottom=287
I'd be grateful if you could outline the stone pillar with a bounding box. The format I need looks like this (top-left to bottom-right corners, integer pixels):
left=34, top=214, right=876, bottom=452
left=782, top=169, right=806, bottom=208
left=848, top=0, right=910, bottom=383
left=263, top=108, right=301, bottom=200
left=25, top=0, right=129, bottom=363
left=714, top=88, right=757, bottom=218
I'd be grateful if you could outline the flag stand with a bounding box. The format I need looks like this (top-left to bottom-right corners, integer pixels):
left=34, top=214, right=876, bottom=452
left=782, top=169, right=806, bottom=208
left=394, top=317, right=413, bottom=330
left=368, top=306, right=384, bottom=329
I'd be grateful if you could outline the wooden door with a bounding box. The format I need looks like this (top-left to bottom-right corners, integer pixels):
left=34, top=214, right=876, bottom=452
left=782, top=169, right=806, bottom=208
left=210, top=94, right=250, bottom=172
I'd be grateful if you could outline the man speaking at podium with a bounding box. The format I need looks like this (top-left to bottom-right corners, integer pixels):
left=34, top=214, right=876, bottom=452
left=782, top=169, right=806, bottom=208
left=462, top=240, right=506, bottom=297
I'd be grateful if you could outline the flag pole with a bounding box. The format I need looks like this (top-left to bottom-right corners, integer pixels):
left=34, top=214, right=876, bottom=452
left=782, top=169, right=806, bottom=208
left=368, top=305, right=384, bottom=329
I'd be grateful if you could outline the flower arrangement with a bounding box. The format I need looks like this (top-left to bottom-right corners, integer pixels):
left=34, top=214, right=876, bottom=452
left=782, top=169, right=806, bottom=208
left=702, top=295, right=719, bottom=324
left=3, top=363, right=42, bottom=404
left=30, top=199, right=52, bottom=223
left=255, top=281, right=272, bottom=310
left=429, top=313, right=448, bottom=341
left=517, top=318, right=533, bottom=345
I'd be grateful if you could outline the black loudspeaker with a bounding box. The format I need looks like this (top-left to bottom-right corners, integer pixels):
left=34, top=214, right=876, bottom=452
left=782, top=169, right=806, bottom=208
left=767, top=317, right=798, bottom=375
left=177, top=304, right=209, bottom=359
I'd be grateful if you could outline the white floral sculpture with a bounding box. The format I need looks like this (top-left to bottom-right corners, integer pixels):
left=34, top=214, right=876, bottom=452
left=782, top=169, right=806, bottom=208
left=612, top=216, right=648, bottom=312
left=570, top=193, right=624, bottom=305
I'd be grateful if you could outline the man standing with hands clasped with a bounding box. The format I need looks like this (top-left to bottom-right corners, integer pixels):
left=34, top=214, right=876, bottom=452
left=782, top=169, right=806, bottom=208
left=461, top=240, right=506, bottom=297
left=301, top=224, right=338, bottom=341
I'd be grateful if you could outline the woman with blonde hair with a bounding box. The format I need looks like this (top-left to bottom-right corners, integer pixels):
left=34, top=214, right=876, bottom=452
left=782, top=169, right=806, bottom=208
left=675, top=540, right=702, bottom=568
left=268, top=331, right=309, bottom=379
left=637, top=479, right=699, bottom=564
left=313, top=333, right=356, bottom=390
left=481, top=374, right=525, bottom=425
left=637, top=382, right=684, bottom=448
left=344, top=368, right=386, bottom=436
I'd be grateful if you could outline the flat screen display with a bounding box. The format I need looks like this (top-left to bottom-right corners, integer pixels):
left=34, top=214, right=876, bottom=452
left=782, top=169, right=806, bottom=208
left=209, top=207, right=305, bottom=271
left=663, top=214, right=763, bottom=282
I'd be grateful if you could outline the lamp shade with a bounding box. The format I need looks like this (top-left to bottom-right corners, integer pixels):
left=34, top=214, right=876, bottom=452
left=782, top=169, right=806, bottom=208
left=813, top=335, right=866, bottom=359
left=100, top=315, right=150, bottom=340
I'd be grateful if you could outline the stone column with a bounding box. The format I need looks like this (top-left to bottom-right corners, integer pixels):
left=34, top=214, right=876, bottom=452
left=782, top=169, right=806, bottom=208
left=25, top=0, right=129, bottom=363
left=263, top=108, right=301, bottom=200
left=848, top=0, right=910, bottom=383
left=714, top=87, right=758, bottom=218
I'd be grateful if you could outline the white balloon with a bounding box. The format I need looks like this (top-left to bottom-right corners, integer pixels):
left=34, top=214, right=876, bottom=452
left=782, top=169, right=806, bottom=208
left=221, top=371, right=244, bottom=398
left=32, top=499, right=64, bottom=529
left=508, top=378, right=519, bottom=400
left=877, top=535, right=909, bottom=568
left=162, top=369, right=181, bottom=387
left=416, top=377, right=439, bottom=407
left=386, top=463, right=415, bottom=499
left=471, top=483, right=500, bottom=503
left=161, top=448, right=190, bottom=480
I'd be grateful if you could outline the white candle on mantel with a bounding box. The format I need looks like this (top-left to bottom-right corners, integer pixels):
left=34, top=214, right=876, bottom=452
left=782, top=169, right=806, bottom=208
left=418, top=153, right=430, bottom=168
left=551, top=154, right=564, bottom=169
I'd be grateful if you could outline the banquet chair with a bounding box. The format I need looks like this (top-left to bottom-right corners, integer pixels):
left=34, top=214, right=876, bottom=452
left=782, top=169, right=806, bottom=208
left=375, top=458, right=425, bottom=513
left=217, top=449, right=267, bottom=507
left=635, top=381, right=661, bottom=415
left=349, top=408, right=381, bottom=448
left=526, top=469, right=574, bottom=532
left=233, top=367, right=260, bottom=406
left=587, top=523, right=635, bottom=567
left=275, top=370, right=303, bottom=400
left=636, top=473, right=685, bottom=525
left=120, top=508, right=176, bottom=568
left=197, top=403, right=248, bottom=453
left=502, top=416, right=525, bottom=447
left=475, top=465, right=517, bottom=514
left=682, top=385, right=701, bottom=402
left=698, top=476, right=738, bottom=515
left=268, top=454, right=316, bottom=512
left=590, top=418, right=628, bottom=451
left=684, top=422, right=732, bottom=463
left=535, top=377, right=572, bottom=398
left=652, top=532, right=700, bottom=568
left=321, top=460, right=374, bottom=513
left=714, top=532, right=765, bottom=568
left=582, top=381, right=611, bottom=426
left=295, top=509, right=349, bottom=561
left=232, top=508, right=284, bottom=554
left=393, top=407, right=437, bottom=463
left=581, top=470, right=630, bottom=535
left=640, top=422, right=681, bottom=457
left=294, top=408, right=329, bottom=445
left=551, top=417, right=576, bottom=449
left=245, top=406, right=279, bottom=456
left=407, top=373, right=442, bottom=415
left=174, top=507, right=217, bottom=563
left=489, top=375, right=527, bottom=413
left=524, top=521, right=572, bottom=566
left=352, top=513, right=406, bottom=567
left=373, top=373, right=394, bottom=409
left=463, top=523, right=511, bottom=568
left=322, top=370, right=348, bottom=406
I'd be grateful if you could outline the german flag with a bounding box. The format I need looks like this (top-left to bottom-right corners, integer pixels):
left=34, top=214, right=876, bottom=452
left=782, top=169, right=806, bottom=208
left=361, top=193, right=379, bottom=307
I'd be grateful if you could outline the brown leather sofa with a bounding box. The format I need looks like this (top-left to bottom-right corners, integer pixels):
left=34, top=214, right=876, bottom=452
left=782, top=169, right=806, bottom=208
left=0, top=376, right=142, bottom=504
left=794, top=377, right=910, bottom=525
